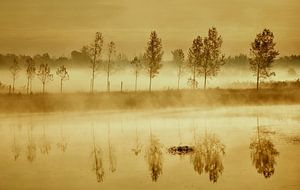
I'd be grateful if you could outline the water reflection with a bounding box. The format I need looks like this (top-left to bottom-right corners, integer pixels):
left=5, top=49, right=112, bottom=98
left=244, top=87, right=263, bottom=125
left=250, top=117, right=279, bottom=178
left=57, top=125, right=68, bottom=152
left=132, top=127, right=142, bottom=156
left=39, top=126, right=51, bottom=155
left=145, top=131, right=163, bottom=182
left=11, top=125, right=21, bottom=161
left=26, top=125, right=37, bottom=162
left=190, top=132, right=225, bottom=183
left=91, top=126, right=105, bottom=183
left=108, top=124, right=117, bottom=173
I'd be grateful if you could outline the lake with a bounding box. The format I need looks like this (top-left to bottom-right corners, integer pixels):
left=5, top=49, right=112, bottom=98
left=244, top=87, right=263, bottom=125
left=0, top=105, right=299, bottom=190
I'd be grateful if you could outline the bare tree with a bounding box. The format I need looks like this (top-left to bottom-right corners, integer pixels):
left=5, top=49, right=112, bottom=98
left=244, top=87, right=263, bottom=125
left=249, top=29, right=279, bottom=91
left=26, top=58, right=36, bottom=94
left=10, top=58, right=20, bottom=93
left=145, top=31, right=163, bottom=92
left=131, top=56, right=143, bottom=91
left=188, top=36, right=204, bottom=90
left=37, top=64, right=53, bottom=94
left=56, top=65, right=69, bottom=93
left=171, top=49, right=185, bottom=89
left=89, top=32, right=104, bottom=93
left=107, top=41, right=116, bottom=92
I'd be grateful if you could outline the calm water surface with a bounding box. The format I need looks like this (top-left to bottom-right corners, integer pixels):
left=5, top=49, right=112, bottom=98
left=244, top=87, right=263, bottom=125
left=0, top=105, right=300, bottom=190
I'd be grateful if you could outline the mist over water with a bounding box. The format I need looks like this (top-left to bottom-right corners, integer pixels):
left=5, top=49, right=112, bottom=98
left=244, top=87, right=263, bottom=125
left=0, top=106, right=299, bottom=189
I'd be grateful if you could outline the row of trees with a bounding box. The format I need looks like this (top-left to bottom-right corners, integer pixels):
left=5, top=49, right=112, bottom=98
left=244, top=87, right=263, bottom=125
left=80, top=27, right=279, bottom=92
left=10, top=59, right=69, bottom=94
left=6, top=28, right=279, bottom=94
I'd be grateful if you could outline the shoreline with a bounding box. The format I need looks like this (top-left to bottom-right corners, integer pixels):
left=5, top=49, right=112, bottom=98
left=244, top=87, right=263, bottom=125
left=1, top=88, right=300, bottom=113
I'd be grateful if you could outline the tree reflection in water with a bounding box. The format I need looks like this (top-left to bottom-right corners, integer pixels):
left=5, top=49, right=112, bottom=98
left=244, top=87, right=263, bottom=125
left=145, top=131, right=163, bottom=182
left=11, top=125, right=21, bottom=161
left=190, top=132, right=225, bottom=183
left=132, top=127, right=142, bottom=156
left=39, top=126, right=51, bottom=155
left=57, top=125, right=68, bottom=152
left=250, top=117, right=279, bottom=178
left=108, top=124, right=117, bottom=173
left=26, top=125, right=36, bottom=162
left=91, top=126, right=105, bottom=183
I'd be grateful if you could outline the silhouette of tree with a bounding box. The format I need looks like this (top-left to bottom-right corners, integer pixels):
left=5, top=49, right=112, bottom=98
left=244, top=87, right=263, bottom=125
left=89, top=32, right=104, bottom=93
left=37, top=64, right=53, bottom=94
left=188, top=27, right=225, bottom=90
left=171, top=49, right=185, bottom=90
left=145, top=132, right=163, bottom=182
left=106, top=41, right=116, bottom=92
left=145, top=31, right=163, bottom=91
left=249, top=29, right=279, bottom=91
left=131, top=56, right=143, bottom=92
left=190, top=133, right=225, bottom=183
left=9, top=58, right=20, bottom=94
left=25, top=58, right=36, bottom=94
left=201, top=27, right=225, bottom=90
left=250, top=117, right=279, bottom=178
left=188, top=36, right=203, bottom=90
left=56, top=65, right=69, bottom=93
left=91, top=127, right=105, bottom=182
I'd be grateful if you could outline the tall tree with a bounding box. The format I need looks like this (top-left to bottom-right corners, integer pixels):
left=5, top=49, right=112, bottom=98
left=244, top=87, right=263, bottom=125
left=89, top=32, right=104, bottom=93
left=10, top=58, right=20, bottom=93
left=37, top=64, right=53, bottom=94
left=171, top=49, right=185, bottom=89
left=249, top=29, right=279, bottom=91
left=107, top=41, right=116, bottom=92
left=145, top=31, right=163, bottom=91
left=188, top=36, right=204, bottom=90
left=188, top=28, right=225, bottom=90
left=26, top=58, right=36, bottom=94
left=56, top=65, right=69, bottom=93
left=202, top=27, right=225, bottom=90
left=131, top=56, right=143, bottom=91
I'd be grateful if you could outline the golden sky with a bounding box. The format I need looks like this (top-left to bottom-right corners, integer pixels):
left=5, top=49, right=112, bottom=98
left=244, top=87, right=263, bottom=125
left=0, top=0, right=299, bottom=59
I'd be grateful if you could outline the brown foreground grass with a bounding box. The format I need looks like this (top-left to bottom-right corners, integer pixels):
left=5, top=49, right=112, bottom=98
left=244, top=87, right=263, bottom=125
left=1, top=88, right=300, bottom=113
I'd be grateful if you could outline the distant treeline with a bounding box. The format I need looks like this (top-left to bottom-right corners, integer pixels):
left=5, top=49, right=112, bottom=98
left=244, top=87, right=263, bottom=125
left=1, top=53, right=300, bottom=69
left=0, top=52, right=129, bottom=69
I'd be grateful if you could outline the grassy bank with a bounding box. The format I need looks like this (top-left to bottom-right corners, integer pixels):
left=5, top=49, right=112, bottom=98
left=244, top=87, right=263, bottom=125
left=1, top=88, right=300, bottom=113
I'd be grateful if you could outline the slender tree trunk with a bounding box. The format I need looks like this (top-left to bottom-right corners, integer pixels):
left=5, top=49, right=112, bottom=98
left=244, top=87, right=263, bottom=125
left=29, top=78, right=33, bottom=94
left=12, top=75, right=16, bottom=94
left=42, top=82, right=45, bottom=94
left=193, top=65, right=196, bottom=90
left=91, top=68, right=94, bottom=93
left=204, top=72, right=207, bottom=90
left=107, top=60, right=110, bottom=92
left=26, top=77, right=30, bottom=94
left=256, top=65, right=260, bottom=91
left=177, top=67, right=181, bottom=90
left=60, top=79, right=63, bottom=94
left=135, top=70, right=138, bottom=92
left=149, top=71, right=152, bottom=92
left=91, top=51, right=96, bottom=93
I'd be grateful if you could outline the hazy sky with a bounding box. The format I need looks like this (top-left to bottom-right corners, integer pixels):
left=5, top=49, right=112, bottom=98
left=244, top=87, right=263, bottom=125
left=0, top=0, right=299, bottom=59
